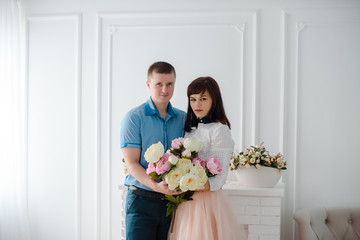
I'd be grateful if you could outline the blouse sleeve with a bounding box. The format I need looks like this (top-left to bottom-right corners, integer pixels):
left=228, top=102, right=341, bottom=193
left=208, top=124, right=234, bottom=191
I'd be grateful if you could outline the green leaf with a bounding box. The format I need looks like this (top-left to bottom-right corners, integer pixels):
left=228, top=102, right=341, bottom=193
left=165, top=194, right=177, bottom=202
left=166, top=204, right=174, bottom=217
left=179, top=197, right=193, bottom=203
left=169, top=148, right=182, bottom=157
left=149, top=172, right=162, bottom=180
left=164, top=191, right=195, bottom=217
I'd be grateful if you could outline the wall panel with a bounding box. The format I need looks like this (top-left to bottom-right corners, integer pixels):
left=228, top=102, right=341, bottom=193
left=22, top=2, right=360, bottom=240
left=282, top=8, right=360, bottom=239
left=27, top=14, right=81, bottom=240
left=98, top=10, right=257, bottom=239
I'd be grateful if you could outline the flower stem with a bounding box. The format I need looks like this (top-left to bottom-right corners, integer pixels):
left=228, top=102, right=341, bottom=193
left=170, top=203, right=178, bottom=233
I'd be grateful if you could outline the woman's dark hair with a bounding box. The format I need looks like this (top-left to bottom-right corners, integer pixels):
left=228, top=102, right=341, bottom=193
left=184, top=76, right=231, bottom=132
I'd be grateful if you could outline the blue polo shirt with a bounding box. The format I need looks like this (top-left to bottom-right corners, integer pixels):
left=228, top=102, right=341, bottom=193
left=120, top=98, right=186, bottom=191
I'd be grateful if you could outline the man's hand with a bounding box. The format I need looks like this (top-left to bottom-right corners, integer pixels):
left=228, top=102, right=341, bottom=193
left=122, top=147, right=182, bottom=195
left=154, top=180, right=183, bottom=195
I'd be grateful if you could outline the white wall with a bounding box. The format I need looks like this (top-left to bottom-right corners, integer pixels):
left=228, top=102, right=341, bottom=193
left=23, top=0, right=360, bottom=239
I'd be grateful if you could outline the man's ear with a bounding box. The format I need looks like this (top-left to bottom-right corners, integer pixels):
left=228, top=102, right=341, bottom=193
left=146, top=80, right=150, bottom=88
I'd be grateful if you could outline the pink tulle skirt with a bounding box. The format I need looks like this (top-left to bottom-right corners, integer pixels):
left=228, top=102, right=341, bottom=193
left=168, top=190, right=247, bottom=240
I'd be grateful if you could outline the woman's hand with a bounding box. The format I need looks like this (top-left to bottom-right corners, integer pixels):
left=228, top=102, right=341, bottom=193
left=196, top=181, right=210, bottom=191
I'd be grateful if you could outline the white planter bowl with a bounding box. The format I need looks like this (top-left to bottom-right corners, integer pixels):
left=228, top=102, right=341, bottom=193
left=234, top=166, right=282, bottom=188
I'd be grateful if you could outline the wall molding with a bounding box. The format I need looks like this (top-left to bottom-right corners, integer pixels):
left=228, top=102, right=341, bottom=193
left=250, top=12, right=258, bottom=146
left=281, top=8, right=360, bottom=239
left=25, top=13, right=82, bottom=240
left=96, top=15, right=103, bottom=240
left=98, top=9, right=257, bottom=239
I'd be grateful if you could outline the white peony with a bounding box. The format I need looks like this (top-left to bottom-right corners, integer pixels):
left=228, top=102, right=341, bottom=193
left=179, top=173, right=198, bottom=192
left=189, top=165, right=208, bottom=189
left=176, top=158, right=193, bottom=172
left=165, top=167, right=185, bottom=190
left=181, top=149, right=192, bottom=158
left=144, top=141, right=164, bottom=163
left=168, top=155, right=179, bottom=166
left=183, top=138, right=203, bottom=152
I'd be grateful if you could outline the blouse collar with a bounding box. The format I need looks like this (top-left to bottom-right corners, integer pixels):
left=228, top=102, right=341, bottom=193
left=190, top=116, right=212, bottom=128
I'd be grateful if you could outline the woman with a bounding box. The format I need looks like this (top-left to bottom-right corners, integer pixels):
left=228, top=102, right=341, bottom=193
left=169, top=76, right=246, bottom=240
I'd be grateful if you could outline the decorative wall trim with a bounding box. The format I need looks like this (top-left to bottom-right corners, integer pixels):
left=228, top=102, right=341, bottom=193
left=97, top=14, right=110, bottom=240
left=293, top=20, right=306, bottom=212
left=280, top=9, right=309, bottom=239
left=237, top=23, right=246, bottom=149
left=250, top=12, right=258, bottom=145
left=281, top=8, right=360, bottom=239
left=25, top=13, right=82, bottom=240
left=108, top=23, right=115, bottom=240
left=75, top=14, right=82, bottom=240
left=279, top=10, right=286, bottom=154
left=98, top=10, right=258, bottom=240
left=99, top=9, right=258, bottom=154
left=96, top=15, right=102, bottom=240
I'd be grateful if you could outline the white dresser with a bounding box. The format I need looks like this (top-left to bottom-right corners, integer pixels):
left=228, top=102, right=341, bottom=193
left=222, top=181, right=285, bottom=240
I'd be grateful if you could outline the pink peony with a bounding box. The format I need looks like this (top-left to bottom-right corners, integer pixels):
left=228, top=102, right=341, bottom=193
left=192, top=157, right=206, bottom=169
left=146, top=162, right=156, bottom=175
left=206, top=156, right=222, bottom=175
left=171, top=137, right=185, bottom=149
left=155, top=153, right=172, bottom=175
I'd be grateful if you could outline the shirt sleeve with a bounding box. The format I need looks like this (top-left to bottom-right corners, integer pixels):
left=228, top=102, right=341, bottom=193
left=120, top=111, right=141, bottom=149
left=208, top=124, right=234, bottom=191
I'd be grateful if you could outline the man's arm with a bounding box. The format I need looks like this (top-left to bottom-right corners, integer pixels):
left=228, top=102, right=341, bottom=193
left=121, top=147, right=181, bottom=195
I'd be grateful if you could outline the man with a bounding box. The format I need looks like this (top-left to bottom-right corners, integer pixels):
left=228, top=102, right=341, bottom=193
left=120, top=61, right=186, bottom=240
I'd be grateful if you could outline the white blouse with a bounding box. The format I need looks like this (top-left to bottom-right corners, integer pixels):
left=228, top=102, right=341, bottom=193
left=185, top=122, right=234, bottom=191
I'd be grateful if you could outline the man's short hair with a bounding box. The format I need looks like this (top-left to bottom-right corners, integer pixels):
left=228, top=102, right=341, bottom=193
left=147, top=61, right=176, bottom=80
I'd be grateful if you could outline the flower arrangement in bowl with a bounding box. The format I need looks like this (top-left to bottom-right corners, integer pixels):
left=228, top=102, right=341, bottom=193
left=229, top=142, right=287, bottom=187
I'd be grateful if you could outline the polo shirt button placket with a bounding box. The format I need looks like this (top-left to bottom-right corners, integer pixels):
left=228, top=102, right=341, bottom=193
left=164, top=122, right=167, bottom=149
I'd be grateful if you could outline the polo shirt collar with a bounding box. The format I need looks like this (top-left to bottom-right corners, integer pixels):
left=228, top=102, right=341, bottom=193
left=145, top=98, right=177, bottom=117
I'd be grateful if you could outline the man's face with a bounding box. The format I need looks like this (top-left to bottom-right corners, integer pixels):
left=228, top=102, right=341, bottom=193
left=147, top=72, right=176, bottom=105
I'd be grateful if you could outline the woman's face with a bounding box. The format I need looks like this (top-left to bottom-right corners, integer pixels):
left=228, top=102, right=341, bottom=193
left=189, top=90, right=213, bottom=119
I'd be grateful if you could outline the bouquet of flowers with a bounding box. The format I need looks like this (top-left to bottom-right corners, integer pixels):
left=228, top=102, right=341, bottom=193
left=229, top=141, right=287, bottom=171
left=144, top=137, right=222, bottom=231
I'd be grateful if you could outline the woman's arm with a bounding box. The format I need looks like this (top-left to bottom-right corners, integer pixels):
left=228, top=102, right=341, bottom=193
left=207, top=124, right=234, bottom=191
